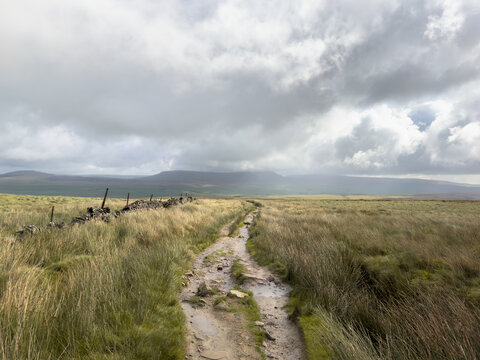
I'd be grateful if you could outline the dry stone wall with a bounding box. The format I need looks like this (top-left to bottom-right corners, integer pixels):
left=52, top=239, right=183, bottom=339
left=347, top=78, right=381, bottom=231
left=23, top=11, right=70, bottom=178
left=14, top=196, right=195, bottom=238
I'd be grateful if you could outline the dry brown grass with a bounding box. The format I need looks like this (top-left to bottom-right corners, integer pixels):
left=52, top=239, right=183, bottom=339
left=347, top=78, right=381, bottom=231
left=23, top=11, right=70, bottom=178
left=248, top=199, right=480, bottom=359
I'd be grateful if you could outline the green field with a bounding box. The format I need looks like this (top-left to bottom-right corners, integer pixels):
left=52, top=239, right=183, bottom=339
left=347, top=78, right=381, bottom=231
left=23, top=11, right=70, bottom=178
left=1, top=194, right=479, bottom=359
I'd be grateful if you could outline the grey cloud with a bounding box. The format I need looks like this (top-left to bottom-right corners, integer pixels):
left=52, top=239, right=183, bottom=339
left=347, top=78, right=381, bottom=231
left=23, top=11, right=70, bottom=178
left=361, top=62, right=479, bottom=105
left=334, top=118, right=393, bottom=161
left=0, top=0, right=479, bottom=179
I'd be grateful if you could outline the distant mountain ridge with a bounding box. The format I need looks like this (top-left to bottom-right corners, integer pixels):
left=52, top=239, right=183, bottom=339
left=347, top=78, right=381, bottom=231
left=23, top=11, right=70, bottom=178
left=0, top=169, right=479, bottom=199
left=140, top=170, right=284, bottom=185
left=0, top=170, right=52, bottom=178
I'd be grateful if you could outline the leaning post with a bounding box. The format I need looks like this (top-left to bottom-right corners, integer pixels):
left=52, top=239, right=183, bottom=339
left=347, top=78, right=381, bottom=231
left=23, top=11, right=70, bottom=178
left=150, top=194, right=153, bottom=201
left=50, top=206, right=55, bottom=223
left=101, top=188, right=109, bottom=209
left=126, top=192, right=130, bottom=207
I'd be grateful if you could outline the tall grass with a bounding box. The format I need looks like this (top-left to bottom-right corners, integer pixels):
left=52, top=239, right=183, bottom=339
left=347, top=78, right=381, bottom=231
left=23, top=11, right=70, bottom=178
left=0, top=195, right=248, bottom=359
left=248, top=199, right=480, bottom=359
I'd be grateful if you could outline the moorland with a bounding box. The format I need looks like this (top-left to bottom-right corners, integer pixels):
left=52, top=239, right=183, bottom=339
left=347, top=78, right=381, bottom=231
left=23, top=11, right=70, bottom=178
left=0, top=193, right=479, bottom=359
left=2, top=170, right=480, bottom=199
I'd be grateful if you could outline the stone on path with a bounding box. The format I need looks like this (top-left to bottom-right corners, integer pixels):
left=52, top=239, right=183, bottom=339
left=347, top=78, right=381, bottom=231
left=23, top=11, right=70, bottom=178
left=197, top=281, right=213, bottom=297
left=229, top=289, right=248, bottom=298
left=213, top=301, right=229, bottom=311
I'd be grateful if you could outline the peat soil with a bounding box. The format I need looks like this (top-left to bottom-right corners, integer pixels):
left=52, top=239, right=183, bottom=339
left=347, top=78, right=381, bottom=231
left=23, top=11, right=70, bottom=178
left=180, top=211, right=305, bottom=360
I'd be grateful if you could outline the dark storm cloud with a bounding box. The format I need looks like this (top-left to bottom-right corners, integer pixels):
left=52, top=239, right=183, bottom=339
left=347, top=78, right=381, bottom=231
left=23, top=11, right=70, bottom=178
left=0, top=0, right=479, bottom=180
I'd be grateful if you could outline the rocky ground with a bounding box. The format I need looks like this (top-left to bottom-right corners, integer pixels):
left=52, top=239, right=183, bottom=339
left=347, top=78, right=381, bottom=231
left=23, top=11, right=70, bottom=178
left=180, top=211, right=305, bottom=360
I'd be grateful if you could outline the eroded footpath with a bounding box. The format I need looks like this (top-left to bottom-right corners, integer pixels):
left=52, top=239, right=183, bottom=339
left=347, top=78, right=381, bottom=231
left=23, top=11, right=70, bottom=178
left=180, top=211, right=305, bottom=360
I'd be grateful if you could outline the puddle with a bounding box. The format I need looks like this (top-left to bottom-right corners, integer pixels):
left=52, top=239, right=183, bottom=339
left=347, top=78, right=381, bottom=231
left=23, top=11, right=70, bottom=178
left=247, top=282, right=287, bottom=299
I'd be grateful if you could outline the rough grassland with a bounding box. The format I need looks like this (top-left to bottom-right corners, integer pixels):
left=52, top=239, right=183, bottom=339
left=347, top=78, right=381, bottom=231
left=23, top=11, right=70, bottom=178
left=0, top=194, right=248, bottom=359
left=248, top=199, right=480, bottom=360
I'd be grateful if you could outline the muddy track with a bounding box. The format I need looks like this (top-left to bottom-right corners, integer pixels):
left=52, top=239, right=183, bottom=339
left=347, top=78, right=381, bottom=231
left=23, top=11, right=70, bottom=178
left=180, top=211, right=305, bottom=360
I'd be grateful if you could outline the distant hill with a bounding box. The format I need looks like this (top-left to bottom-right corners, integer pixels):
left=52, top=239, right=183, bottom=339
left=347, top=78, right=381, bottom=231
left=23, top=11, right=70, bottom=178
left=0, top=170, right=52, bottom=178
left=141, top=170, right=284, bottom=185
left=0, top=170, right=479, bottom=199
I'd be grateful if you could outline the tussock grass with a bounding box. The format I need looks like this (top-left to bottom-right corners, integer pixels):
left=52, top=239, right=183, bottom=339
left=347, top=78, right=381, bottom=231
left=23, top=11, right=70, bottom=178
left=231, top=258, right=247, bottom=286
left=248, top=199, right=480, bottom=359
left=0, top=195, right=248, bottom=359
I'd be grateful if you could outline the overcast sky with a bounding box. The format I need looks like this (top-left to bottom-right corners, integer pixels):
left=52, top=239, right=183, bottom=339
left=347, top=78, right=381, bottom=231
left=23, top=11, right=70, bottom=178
left=0, top=0, right=479, bottom=183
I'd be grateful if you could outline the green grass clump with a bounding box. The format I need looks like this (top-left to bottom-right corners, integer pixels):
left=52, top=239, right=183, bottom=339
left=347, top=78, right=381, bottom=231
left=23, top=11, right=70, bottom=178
left=298, top=316, right=331, bottom=360
left=231, top=258, right=247, bottom=286
left=203, top=249, right=227, bottom=266
left=248, top=198, right=480, bottom=359
left=187, top=296, right=206, bottom=307
left=233, top=291, right=266, bottom=359
left=213, top=296, right=228, bottom=306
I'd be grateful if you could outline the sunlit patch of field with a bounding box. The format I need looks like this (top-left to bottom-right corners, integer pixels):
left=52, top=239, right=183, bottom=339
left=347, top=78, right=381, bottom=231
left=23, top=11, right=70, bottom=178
left=0, top=194, right=250, bottom=359
left=248, top=198, right=480, bottom=359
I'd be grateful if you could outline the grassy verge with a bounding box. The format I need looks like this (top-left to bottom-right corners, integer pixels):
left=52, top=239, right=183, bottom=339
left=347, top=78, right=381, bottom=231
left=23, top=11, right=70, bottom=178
left=236, top=291, right=266, bottom=359
left=247, top=199, right=480, bottom=359
left=0, top=195, right=249, bottom=359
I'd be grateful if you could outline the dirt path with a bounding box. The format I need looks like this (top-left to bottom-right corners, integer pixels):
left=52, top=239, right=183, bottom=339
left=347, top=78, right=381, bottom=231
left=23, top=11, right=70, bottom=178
left=180, top=211, right=305, bottom=360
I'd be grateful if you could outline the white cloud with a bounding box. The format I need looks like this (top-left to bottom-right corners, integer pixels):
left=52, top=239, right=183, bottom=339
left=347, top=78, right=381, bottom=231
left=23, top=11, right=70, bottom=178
left=425, top=0, right=465, bottom=41
left=0, top=0, right=479, bottom=179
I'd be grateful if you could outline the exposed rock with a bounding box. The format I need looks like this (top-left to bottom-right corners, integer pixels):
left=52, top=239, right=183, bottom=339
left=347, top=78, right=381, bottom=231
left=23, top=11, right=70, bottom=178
left=228, top=289, right=248, bottom=298
left=47, top=222, right=65, bottom=228
left=254, top=321, right=265, bottom=327
left=244, top=273, right=266, bottom=282
left=194, top=333, right=206, bottom=341
left=122, top=199, right=164, bottom=212
left=16, top=224, right=40, bottom=237
left=197, top=281, right=213, bottom=297
left=265, top=331, right=276, bottom=341
left=213, top=301, right=229, bottom=311
left=70, top=207, right=111, bottom=225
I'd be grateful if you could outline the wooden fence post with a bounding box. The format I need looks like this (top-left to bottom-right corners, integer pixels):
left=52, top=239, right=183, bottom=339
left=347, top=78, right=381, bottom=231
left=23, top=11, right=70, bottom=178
left=50, top=206, right=55, bottom=223
left=150, top=194, right=153, bottom=201
left=126, top=192, right=130, bottom=206
left=101, top=188, right=109, bottom=209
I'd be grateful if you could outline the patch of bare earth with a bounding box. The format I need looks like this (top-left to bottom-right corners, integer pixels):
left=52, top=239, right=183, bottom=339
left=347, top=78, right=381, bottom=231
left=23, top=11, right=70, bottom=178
left=180, top=212, right=305, bottom=360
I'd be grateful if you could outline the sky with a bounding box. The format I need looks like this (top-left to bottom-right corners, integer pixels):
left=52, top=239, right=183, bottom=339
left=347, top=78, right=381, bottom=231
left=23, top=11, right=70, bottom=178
left=0, top=0, right=479, bottom=183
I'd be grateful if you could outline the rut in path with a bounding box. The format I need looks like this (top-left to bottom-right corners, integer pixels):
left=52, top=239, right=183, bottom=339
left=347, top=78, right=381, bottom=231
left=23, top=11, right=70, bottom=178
left=180, top=211, right=305, bottom=360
